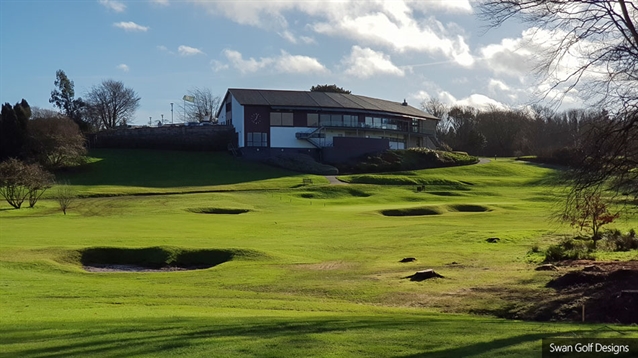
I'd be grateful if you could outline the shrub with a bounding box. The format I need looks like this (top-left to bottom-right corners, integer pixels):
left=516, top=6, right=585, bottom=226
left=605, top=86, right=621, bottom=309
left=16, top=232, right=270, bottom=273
left=543, top=238, right=594, bottom=262
left=603, top=229, right=638, bottom=251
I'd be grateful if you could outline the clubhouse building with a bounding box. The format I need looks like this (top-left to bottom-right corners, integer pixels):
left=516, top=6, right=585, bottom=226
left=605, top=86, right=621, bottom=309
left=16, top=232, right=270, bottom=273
left=216, top=88, right=440, bottom=162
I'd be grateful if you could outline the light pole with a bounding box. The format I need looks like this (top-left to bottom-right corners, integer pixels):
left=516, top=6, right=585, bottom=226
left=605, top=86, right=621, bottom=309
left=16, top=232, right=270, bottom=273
left=170, top=103, right=174, bottom=124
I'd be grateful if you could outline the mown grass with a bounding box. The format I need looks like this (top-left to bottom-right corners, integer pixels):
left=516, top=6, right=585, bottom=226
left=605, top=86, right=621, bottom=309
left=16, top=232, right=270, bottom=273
left=1, top=151, right=637, bottom=357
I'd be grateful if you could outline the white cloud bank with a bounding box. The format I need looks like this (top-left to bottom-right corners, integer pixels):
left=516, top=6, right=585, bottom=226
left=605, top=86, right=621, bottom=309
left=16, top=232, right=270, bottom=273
left=221, top=49, right=327, bottom=75
left=192, top=0, right=475, bottom=66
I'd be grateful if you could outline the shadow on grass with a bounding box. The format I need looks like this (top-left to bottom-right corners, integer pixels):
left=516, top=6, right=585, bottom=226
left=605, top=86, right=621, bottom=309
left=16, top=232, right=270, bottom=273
left=56, top=149, right=295, bottom=188
left=0, top=316, right=618, bottom=358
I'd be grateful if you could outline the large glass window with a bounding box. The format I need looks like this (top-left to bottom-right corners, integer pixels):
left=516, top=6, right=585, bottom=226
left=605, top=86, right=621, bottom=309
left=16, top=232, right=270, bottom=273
left=331, top=114, right=342, bottom=126
left=270, top=112, right=293, bottom=126
left=307, top=113, right=318, bottom=127
left=247, top=132, right=267, bottom=147
left=320, top=114, right=331, bottom=126
left=343, top=115, right=357, bottom=127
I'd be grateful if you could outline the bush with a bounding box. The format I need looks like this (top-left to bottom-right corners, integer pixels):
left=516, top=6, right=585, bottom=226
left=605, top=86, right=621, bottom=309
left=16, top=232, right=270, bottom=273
left=544, top=238, right=594, bottom=262
left=603, top=229, right=638, bottom=251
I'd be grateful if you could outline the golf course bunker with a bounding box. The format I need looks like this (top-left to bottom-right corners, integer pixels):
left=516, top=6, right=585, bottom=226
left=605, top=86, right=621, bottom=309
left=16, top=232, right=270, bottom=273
left=380, top=206, right=443, bottom=217
left=81, top=247, right=236, bottom=272
left=187, top=207, right=250, bottom=214
left=448, top=204, right=491, bottom=212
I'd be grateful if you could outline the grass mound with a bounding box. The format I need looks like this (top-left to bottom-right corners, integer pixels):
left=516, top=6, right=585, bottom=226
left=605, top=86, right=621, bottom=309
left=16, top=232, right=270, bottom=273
left=380, top=206, right=443, bottom=217
left=264, top=153, right=338, bottom=175
left=80, top=246, right=239, bottom=269
left=342, top=174, right=466, bottom=187
left=296, top=186, right=371, bottom=199
left=448, top=204, right=491, bottom=212
left=187, top=207, right=250, bottom=214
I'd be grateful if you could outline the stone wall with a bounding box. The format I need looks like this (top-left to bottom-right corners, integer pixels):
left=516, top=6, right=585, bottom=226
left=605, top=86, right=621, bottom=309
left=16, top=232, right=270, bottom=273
left=89, top=125, right=237, bottom=151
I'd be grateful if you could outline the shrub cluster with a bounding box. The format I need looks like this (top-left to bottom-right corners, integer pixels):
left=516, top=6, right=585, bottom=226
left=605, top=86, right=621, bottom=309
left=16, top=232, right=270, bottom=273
left=337, top=149, right=478, bottom=174
left=543, top=229, right=637, bottom=262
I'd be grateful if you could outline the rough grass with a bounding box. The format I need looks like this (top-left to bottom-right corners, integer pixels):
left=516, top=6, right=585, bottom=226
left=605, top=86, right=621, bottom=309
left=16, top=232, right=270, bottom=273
left=1, top=151, right=637, bottom=357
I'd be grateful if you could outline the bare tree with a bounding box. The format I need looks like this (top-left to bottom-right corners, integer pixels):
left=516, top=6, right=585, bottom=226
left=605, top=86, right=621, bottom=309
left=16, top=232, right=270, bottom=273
left=479, top=0, right=638, bottom=199
left=180, top=88, right=221, bottom=123
left=55, top=182, right=76, bottom=215
left=85, top=80, right=140, bottom=129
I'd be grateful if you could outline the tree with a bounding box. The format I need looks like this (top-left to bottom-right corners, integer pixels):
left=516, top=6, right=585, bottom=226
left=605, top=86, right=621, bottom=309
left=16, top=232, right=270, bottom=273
left=310, top=84, right=351, bottom=94
left=562, top=190, right=620, bottom=247
left=0, top=159, right=53, bottom=209
left=26, top=115, right=86, bottom=169
left=49, top=70, right=88, bottom=131
left=181, top=87, right=221, bottom=123
left=479, top=0, right=638, bottom=199
left=0, top=100, right=30, bottom=160
left=85, top=80, right=141, bottom=129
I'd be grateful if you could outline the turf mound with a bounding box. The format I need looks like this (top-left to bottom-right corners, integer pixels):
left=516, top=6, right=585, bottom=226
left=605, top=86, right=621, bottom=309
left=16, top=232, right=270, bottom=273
left=187, top=207, right=250, bottom=214
left=297, top=186, right=371, bottom=199
left=342, top=174, right=467, bottom=187
left=380, top=206, right=443, bottom=217
left=81, top=247, right=240, bottom=271
left=448, top=204, right=491, bottom=212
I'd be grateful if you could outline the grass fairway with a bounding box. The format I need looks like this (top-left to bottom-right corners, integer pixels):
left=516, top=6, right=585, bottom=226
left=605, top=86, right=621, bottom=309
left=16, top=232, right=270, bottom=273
left=1, top=150, right=637, bottom=357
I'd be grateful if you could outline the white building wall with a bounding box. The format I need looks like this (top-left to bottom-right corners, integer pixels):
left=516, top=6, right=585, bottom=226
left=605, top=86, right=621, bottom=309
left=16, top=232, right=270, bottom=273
left=270, top=127, right=316, bottom=148
left=231, top=96, right=245, bottom=147
left=217, top=103, right=226, bottom=124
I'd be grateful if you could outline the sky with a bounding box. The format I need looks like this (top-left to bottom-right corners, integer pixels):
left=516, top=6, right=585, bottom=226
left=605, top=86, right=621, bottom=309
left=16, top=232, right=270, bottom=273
left=1, top=0, right=586, bottom=125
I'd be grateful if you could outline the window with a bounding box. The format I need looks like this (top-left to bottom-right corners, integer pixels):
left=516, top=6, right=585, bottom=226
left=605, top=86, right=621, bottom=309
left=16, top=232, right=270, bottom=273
left=247, top=132, right=267, bottom=147
left=320, top=114, right=331, bottom=126
left=270, top=112, right=293, bottom=126
left=307, top=113, right=318, bottom=127
left=343, top=115, right=358, bottom=127
left=270, top=113, right=281, bottom=126
left=331, top=114, right=343, bottom=126
left=282, top=113, right=293, bottom=126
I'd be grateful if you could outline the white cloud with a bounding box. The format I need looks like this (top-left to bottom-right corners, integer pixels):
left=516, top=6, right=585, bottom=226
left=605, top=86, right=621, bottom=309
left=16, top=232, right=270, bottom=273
left=211, top=60, right=229, bottom=72
left=488, top=79, right=510, bottom=92
left=116, top=64, right=130, bottom=72
left=178, top=45, right=205, bottom=56
left=342, top=46, right=405, bottom=78
left=299, top=36, right=316, bottom=45
left=438, top=90, right=508, bottom=110
left=150, top=0, right=169, bottom=6
left=99, top=0, right=126, bottom=12
left=191, top=1, right=475, bottom=66
left=221, top=49, right=327, bottom=75
left=113, top=21, right=149, bottom=32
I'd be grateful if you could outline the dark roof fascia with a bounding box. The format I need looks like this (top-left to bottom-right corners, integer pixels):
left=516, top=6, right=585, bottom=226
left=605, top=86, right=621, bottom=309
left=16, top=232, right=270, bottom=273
left=270, top=106, right=439, bottom=121
left=216, top=90, right=231, bottom=118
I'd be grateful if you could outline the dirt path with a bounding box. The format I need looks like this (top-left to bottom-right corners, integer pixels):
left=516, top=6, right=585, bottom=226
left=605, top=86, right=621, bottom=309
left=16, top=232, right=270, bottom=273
left=325, top=176, right=348, bottom=185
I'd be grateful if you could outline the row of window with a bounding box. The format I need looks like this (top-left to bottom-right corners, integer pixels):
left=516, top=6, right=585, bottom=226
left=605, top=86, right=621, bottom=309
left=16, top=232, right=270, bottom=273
left=266, top=111, right=432, bottom=133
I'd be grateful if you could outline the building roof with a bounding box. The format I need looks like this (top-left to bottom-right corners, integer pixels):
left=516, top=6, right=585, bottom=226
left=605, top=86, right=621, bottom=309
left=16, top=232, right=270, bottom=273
left=221, top=88, right=439, bottom=120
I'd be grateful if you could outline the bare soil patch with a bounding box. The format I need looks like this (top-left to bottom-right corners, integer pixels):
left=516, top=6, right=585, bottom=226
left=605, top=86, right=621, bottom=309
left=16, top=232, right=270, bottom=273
left=473, top=260, right=638, bottom=324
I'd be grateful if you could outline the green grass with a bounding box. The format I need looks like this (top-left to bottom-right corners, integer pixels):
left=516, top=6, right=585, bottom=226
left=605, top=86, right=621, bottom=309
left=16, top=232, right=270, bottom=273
left=1, top=151, right=637, bottom=357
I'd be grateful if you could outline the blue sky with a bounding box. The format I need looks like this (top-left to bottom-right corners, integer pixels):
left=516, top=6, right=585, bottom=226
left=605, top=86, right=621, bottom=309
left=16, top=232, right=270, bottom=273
left=1, top=0, right=584, bottom=125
